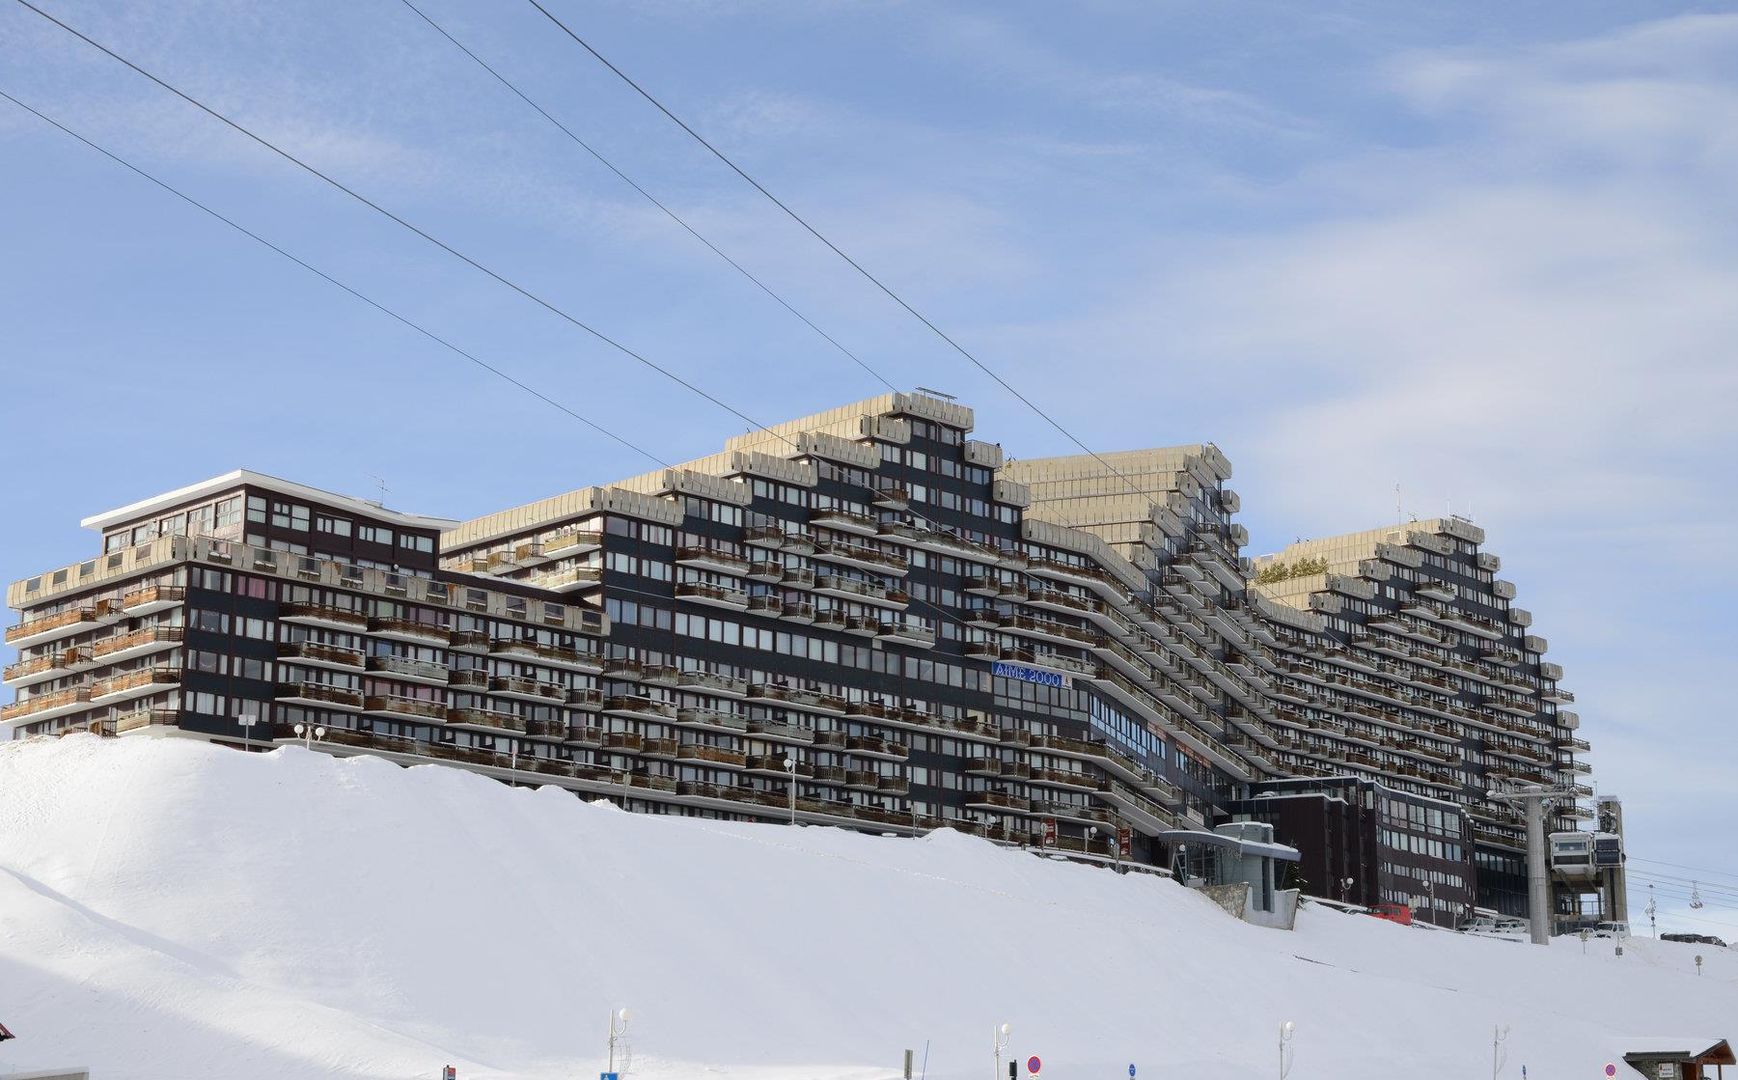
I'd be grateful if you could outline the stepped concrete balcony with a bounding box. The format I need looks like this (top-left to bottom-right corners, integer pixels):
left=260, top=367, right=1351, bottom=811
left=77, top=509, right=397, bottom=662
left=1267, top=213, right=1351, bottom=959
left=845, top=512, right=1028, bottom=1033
left=4, top=647, right=92, bottom=687
left=522, top=716, right=568, bottom=739
left=566, top=687, right=603, bottom=710
left=6, top=605, right=103, bottom=648
left=1415, top=579, right=1457, bottom=602
left=366, top=654, right=450, bottom=686
left=512, top=540, right=553, bottom=568
left=676, top=706, right=748, bottom=734
left=844, top=734, right=909, bottom=761
left=91, top=666, right=182, bottom=704
left=111, top=706, right=180, bottom=735
left=964, top=756, right=1003, bottom=777
left=367, top=617, right=450, bottom=646
left=745, top=717, right=816, bottom=745
left=877, top=775, right=911, bottom=796
left=1029, top=799, right=1115, bottom=829
left=90, top=626, right=185, bottom=665
left=530, top=566, right=603, bottom=593
left=279, top=602, right=369, bottom=632
left=487, top=675, right=566, bottom=704
left=1, top=685, right=94, bottom=723
left=674, top=669, right=748, bottom=698
left=640, top=736, right=680, bottom=760
left=446, top=668, right=488, bottom=690
left=745, top=754, right=814, bottom=778
left=278, top=640, right=364, bottom=671
left=812, top=538, right=910, bottom=576
left=965, top=789, right=1030, bottom=813
left=744, top=559, right=785, bottom=581
left=447, top=706, right=526, bottom=734
left=118, top=584, right=186, bottom=616
left=541, top=526, right=603, bottom=560
left=875, top=520, right=923, bottom=545
left=1543, top=685, right=1575, bottom=705
left=871, top=479, right=912, bottom=510
left=813, top=573, right=908, bottom=609
left=1029, top=766, right=1097, bottom=792
left=1557, top=735, right=1592, bottom=752
left=1025, top=587, right=1100, bottom=617
left=676, top=581, right=751, bottom=610
left=639, top=664, right=682, bottom=687
left=844, top=614, right=879, bottom=637
left=487, top=638, right=602, bottom=673
left=808, top=508, right=879, bottom=536
left=843, top=768, right=883, bottom=791
left=363, top=695, right=447, bottom=722
left=744, top=683, right=846, bottom=716
left=565, top=721, right=603, bottom=746
left=746, top=595, right=784, bottom=618
left=602, top=658, right=644, bottom=681
left=962, top=573, right=1002, bottom=597
left=274, top=682, right=364, bottom=710
left=997, top=612, right=1099, bottom=648
left=811, top=609, right=848, bottom=630
left=964, top=640, right=1002, bottom=661
left=675, top=546, right=752, bottom=576
left=602, top=695, right=676, bottom=721
left=1095, top=781, right=1175, bottom=833
left=677, top=743, right=748, bottom=770
left=780, top=567, right=817, bottom=590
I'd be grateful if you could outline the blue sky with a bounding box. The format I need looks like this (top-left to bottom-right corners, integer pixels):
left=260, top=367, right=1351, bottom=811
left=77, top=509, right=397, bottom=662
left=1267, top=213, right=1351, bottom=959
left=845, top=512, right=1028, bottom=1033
left=3, top=1, right=1734, bottom=935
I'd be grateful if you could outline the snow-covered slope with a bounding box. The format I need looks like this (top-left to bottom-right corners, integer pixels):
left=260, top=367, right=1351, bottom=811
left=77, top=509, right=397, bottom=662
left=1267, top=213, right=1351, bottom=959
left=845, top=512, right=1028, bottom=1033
left=0, top=736, right=1731, bottom=1080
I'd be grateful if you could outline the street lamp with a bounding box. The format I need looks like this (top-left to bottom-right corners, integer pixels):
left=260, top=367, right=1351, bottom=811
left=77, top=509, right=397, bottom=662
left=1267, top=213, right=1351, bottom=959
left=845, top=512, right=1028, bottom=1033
left=1492, top=1024, right=1509, bottom=1079
left=783, top=755, right=798, bottom=826
left=236, top=709, right=260, bottom=753
left=1279, top=1020, right=1296, bottom=1080
left=291, top=722, right=326, bottom=751
left=993, top=1022, right=1012, bottom=1080
left=608, top=1006, right=631, bottom=1075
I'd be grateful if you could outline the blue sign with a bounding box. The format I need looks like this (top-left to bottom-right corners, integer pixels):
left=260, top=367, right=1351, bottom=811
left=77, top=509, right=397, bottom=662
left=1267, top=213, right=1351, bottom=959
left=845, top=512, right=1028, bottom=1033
left=601, top=1073, right=619, bottom=1080
left=1130, top=1067, right=1137, bottom=1078
left=992, top=661, right=1070, bottom=688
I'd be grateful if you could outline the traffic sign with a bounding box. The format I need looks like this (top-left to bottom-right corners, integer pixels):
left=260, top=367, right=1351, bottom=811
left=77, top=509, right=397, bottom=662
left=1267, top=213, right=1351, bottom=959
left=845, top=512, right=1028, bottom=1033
left=1026, top=1055, right=1042, bottom=1076
left=601, top=1073, right=620, bottom=1080
left=1605, top=1065, right=1617, bottom=1078
left=1129, top=1065, right=1137, bottom=1078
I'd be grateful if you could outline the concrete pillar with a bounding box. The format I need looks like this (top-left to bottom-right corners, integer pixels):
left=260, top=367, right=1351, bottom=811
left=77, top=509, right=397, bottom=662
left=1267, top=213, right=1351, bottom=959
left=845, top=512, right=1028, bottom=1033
left=1526, top=798, right=1550, bottom=945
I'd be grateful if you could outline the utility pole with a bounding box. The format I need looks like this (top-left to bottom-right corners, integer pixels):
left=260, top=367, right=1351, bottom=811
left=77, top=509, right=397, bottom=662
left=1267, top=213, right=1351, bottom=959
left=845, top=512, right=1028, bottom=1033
left=1487, top=781, right=1579, bottom=945
left=1492, top=1025, right=1509, bottom=1079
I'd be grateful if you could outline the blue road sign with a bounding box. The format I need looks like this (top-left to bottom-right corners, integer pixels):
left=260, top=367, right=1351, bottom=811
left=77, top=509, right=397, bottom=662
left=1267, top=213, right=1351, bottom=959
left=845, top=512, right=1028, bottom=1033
left=1129, top=1066, right=1137, bottom=1078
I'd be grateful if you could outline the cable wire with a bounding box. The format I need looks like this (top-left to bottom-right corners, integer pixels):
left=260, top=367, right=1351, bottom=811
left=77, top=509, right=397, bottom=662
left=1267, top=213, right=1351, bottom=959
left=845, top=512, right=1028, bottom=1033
left=0, top=86, right=671, bottom=470
left=396, top=0, right=897, bottom=395
left=523, top=0, right=1164, bottom=506
left=12, top=0, right=799, bottom=453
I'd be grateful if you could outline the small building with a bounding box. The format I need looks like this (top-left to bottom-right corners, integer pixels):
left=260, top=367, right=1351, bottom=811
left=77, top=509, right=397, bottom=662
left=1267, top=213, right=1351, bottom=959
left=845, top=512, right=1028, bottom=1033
left=1624, top=1038, right=1733, bottom=1079
left=1162, top=821, right=1301, bottom=929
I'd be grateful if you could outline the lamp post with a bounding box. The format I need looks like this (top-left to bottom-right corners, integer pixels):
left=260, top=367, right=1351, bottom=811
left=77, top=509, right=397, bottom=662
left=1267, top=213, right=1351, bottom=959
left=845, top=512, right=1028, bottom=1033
left=783, top=755, right=798, bottom=826
left=608, top=1006, right=630, bottom=1075
left=237, top=710, right=259, bottom=752
left=292, top=722, right=326, bottom=751
left=993, top=1022, right=1012, bottom=1080
left=1492, top=1024, right=1509, bottom=1079
left=1279, top=1020, right=1295, bottom=1080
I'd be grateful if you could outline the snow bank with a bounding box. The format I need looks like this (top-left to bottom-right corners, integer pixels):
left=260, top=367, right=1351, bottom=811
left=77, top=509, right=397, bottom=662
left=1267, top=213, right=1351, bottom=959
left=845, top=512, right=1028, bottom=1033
left=0, top=735, right=1731, bottom=1079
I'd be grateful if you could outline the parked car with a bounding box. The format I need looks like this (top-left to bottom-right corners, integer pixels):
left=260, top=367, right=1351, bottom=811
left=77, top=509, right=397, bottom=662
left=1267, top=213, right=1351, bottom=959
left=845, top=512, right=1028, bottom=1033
left=1662, top=932, right=1728, bottom=948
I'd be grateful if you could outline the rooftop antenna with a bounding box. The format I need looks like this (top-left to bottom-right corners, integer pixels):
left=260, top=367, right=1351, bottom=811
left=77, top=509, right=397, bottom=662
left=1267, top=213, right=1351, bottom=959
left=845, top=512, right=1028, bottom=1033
left=368, top=474, right=389, bottom=506
left=1395, top=483, right=1402, bottom=527
left=914, top=386, right=956, bottom=401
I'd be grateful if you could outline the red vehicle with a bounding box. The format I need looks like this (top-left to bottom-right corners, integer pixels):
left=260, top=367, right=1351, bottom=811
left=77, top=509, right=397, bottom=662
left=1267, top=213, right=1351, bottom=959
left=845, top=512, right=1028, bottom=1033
left=1368, top=902, right=1413, bottom=926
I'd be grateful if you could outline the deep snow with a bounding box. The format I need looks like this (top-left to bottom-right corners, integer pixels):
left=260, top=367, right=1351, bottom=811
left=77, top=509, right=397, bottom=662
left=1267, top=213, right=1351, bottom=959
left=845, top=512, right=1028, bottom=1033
left=0, top=735, right=1731, bottom=1080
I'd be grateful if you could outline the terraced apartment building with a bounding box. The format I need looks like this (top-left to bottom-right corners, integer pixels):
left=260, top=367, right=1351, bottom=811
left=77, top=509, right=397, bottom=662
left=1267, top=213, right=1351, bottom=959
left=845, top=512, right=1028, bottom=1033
left=1, top=392, right=1589, bottom=918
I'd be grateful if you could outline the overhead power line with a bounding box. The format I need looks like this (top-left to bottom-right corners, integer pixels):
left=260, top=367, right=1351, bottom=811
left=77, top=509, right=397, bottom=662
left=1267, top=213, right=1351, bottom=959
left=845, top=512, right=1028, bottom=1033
left=396, top=0, right=897, bottom=394
left=522, top=0, right=1163, bottom=506
left=12, top=0, right=799, bottom=454
left=0, top=86, right=670, bottom=470
left=1630, top=857, right=1738, bottom=883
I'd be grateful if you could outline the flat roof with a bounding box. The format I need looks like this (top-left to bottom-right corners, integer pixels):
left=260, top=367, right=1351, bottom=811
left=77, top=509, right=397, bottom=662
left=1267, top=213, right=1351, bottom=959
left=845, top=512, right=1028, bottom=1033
left=79, top=469, right=458, bottom=533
